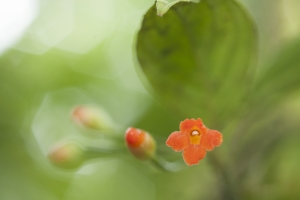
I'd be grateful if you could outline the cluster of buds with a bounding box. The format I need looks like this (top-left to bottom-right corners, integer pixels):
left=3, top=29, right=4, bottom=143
left=48, top=105, right=158, bottom=170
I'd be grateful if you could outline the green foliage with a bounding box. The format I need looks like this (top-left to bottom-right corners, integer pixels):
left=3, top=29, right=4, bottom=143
left=136, top=0, right=257, bottom=128
left=256, top=39, right=300, bottom=102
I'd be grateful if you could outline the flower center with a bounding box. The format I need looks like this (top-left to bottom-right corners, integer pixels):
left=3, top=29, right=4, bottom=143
left=189, top=130, right=201, bottom=145
left=191, top=131, right=199, bottom=136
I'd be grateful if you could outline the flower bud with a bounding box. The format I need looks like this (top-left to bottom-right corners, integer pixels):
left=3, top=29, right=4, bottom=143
left=48, top=143, right=84, bottom=169
left=125, top=127, right=156, bottom=160
left=71, top=105, right=113, bottom=132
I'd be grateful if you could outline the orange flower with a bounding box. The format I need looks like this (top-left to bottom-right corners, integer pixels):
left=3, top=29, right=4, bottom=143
left=166, top=118, right=223, bottom=166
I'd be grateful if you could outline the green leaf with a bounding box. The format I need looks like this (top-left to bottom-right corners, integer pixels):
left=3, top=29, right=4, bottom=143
left=255, top=39, right=300, bottom=102
left=243, top=39, right=300, bottom=125
left=136, top=0, right=257, bottom=127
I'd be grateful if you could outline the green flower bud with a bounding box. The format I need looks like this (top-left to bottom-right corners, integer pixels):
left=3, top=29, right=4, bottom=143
left=71, top=105, right=113, bottom=132
left=48, top=143, right=84, bottom=170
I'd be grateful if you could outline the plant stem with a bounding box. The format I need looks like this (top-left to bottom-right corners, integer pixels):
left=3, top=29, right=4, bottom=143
left=150, top=156, right=186, bottom=172
left=208, top=153, right=240, bottom=200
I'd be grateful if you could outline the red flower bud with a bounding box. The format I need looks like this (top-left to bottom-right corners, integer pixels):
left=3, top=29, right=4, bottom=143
left=125, top=127, right=156, bottom=160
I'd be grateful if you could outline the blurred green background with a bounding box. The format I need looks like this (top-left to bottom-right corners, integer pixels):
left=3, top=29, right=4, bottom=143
left=1, top=0, right=300, bottom=199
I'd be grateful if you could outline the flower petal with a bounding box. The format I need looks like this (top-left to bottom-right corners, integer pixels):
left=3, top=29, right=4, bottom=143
left=166, top=131, right=189, bottom=152
left=182, top=145, right=206, bottom=166
left=201, top=130, right=223, bottom=151
left=180, top=118, right=207, bottom=134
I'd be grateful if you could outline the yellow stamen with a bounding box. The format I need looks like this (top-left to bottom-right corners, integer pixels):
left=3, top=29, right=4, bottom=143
left=191, top=131, right=199, bottom=136
left=189, top=130, right=201, bottom=145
